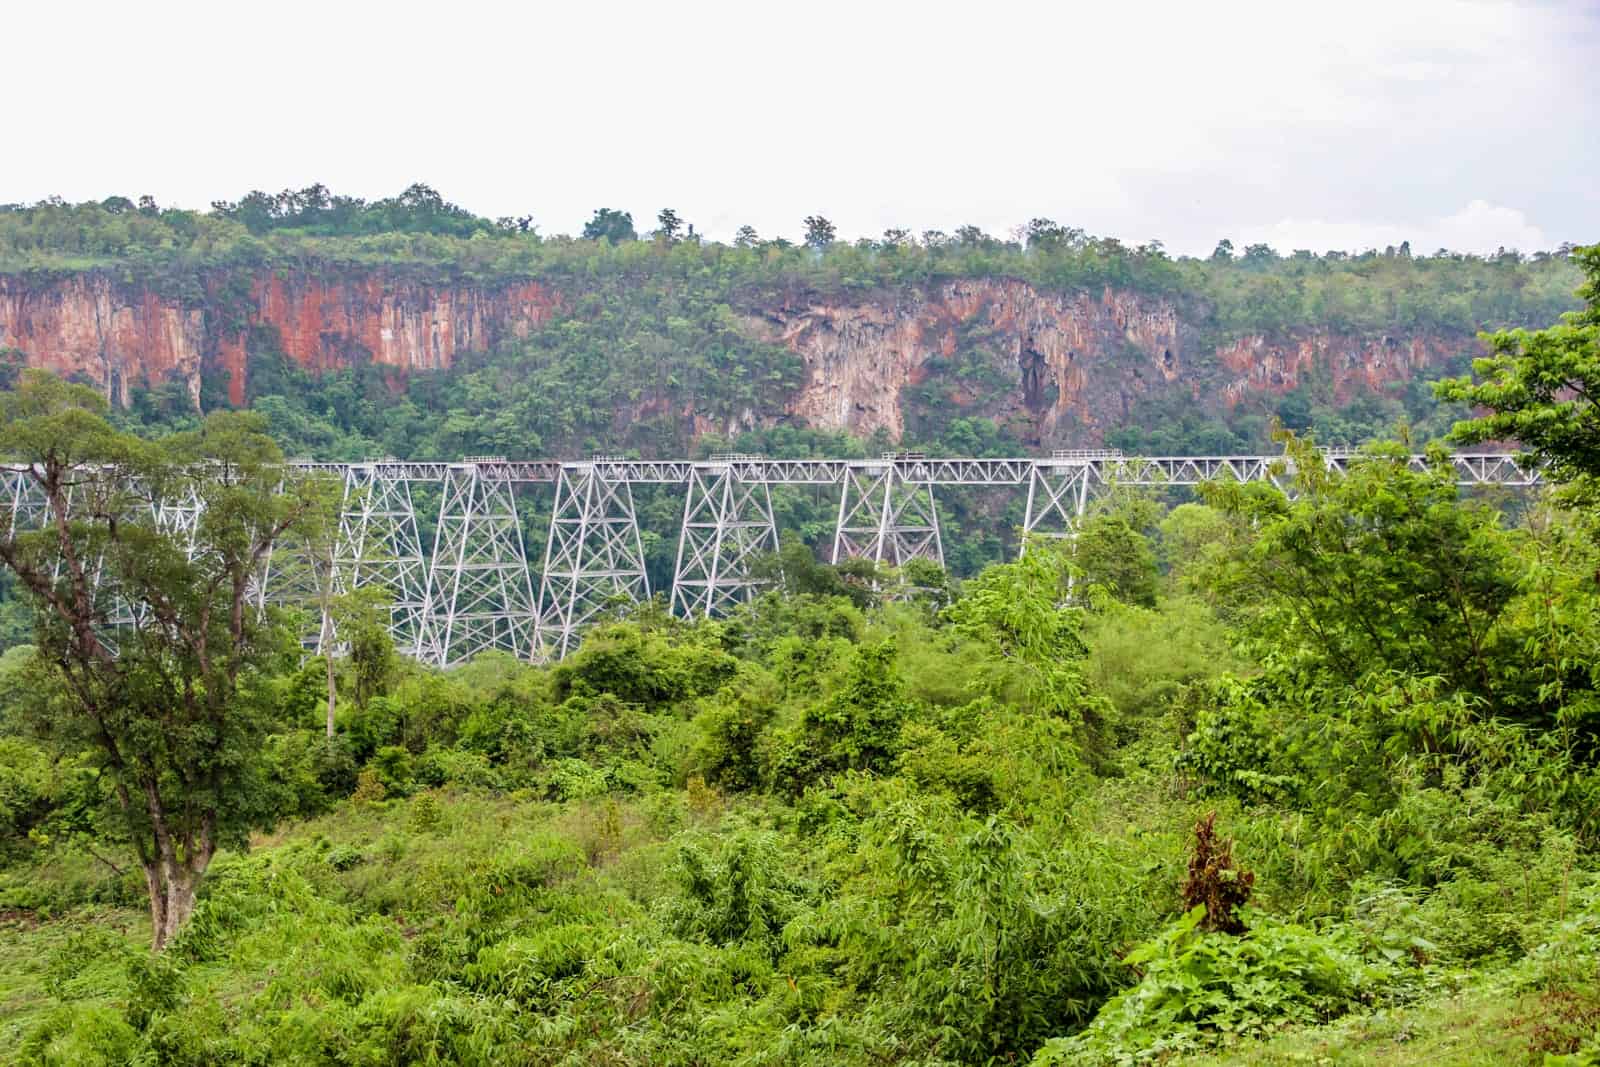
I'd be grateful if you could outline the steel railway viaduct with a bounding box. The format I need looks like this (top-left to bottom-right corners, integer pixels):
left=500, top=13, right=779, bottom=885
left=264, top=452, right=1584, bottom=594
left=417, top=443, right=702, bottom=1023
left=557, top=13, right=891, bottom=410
left=5, top=450, right=1541, bottom=668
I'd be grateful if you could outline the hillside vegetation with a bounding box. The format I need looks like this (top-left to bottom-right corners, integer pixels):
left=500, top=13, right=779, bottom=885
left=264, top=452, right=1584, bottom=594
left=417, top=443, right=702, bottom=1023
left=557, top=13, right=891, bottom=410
left=0, top=230, right=1596, bottom=1064
left=5, top=433, right=1600, bottom=1064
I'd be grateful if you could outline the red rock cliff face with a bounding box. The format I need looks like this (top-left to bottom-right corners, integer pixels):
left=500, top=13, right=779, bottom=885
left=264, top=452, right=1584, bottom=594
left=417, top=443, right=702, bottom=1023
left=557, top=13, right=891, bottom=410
left=745, top=279, right=1474, bottom=444
left=0, top=275, right=208, bottom=407
left=1213, top=333, right=1456, bottom=405
left=2, top=270, right=1471, bottom=446
left=0, top=272, right=562, bottom=406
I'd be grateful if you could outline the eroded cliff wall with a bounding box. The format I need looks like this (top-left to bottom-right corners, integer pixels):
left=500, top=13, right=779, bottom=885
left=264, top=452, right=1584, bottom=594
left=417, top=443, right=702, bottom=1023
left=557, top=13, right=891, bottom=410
left=0, top=269, right=1473, bottom=445
left=748, top=279, right=1472, bottom=445
left=0, top=272, right=561, bottom=406
left=0, top=275, right=209, bottom=407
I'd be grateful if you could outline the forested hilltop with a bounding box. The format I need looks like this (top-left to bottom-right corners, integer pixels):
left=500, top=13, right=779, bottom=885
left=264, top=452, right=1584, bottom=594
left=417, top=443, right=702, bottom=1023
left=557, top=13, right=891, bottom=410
left=0, top=186, right=1584, bottom=463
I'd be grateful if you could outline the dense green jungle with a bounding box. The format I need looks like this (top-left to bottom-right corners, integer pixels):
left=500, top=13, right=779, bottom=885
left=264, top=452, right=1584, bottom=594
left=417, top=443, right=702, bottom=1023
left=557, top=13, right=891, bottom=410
left=0, top=190, right=1598, bottom=1063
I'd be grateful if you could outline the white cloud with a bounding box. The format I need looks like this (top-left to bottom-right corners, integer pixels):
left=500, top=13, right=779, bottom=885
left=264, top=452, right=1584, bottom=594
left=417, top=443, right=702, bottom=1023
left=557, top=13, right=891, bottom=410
left=1234, top=200, right=1549, bottom=256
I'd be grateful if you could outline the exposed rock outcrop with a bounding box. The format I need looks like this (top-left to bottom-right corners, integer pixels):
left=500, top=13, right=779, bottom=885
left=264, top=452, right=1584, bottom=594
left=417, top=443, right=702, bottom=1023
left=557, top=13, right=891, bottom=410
left=1214, top=333, right=1455, bottom=405
left=0, top=272, right=561, bottom=406
left=749, top=279, right=1473, bottom=445
left=0, top=275, right=208, bottom=407
left=0, top=269, right=1474, bottom=446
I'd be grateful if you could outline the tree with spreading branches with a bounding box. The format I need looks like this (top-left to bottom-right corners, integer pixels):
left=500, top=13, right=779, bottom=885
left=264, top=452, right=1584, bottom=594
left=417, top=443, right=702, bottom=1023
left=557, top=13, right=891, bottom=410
left=0, top=372, right=331, bottom=949
left=1437, top=244, right=1600, bottom=505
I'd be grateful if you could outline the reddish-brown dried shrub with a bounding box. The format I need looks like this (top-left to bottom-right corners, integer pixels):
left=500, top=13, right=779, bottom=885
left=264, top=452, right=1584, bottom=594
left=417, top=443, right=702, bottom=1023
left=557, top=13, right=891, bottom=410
left=1181, top=811, right=1255, bottom=934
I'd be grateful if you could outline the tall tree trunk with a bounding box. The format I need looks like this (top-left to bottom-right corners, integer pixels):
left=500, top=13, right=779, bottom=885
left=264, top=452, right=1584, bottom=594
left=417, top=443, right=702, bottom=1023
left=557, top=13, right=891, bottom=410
left=140, top=782, right=214, bottom=952
left=157, top=864, right=199, bottom=951
left=326, top=653, right=337, bottom=739
left=144, top=863, right=205, bottom=952
left=142, top=860, right=165, bottom=951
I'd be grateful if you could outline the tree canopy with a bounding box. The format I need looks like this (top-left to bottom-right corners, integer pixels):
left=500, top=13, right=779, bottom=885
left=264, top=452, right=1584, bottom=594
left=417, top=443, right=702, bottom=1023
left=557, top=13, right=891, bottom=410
left=1438, top=243, right=1600, bottom=501
left=0, top=372, right=330, bottom=948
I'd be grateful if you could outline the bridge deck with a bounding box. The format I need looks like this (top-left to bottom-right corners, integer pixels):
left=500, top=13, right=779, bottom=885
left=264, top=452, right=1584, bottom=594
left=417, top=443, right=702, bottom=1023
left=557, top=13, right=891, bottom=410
left=266, top=452, right=1541, bottom=488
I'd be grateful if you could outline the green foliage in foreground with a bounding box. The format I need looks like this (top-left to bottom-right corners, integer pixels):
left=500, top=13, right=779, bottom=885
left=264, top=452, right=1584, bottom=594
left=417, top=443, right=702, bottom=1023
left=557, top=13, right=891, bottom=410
left=1036, top=905, right=1390, bottom=1065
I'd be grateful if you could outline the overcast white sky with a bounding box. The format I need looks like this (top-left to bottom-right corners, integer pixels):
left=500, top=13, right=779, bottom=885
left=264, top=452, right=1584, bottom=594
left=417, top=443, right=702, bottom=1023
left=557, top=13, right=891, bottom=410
left=8, top=0, right=1596, bottom=257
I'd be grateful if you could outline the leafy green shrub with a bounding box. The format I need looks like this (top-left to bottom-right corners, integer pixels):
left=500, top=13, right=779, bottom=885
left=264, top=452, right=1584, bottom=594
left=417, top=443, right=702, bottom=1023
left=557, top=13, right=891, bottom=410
left=688, top=664, right=780, bottom=791
left=350, top=767, right=386, bottom=804
left=1034, top=906, right=1391, bottom=1065
left=1174, top=678, right=1301, bottom=804
left=43, top=926, right=137, bottom=1000
left=539, top=757, right=610, bottom=802
left=893, top=719, right=999, bottom=813
left=765, top=641, right=914, bottom=795
left=326, top=844, right=365, bottom=871
left=1084, top=598, right=1239, bottom=729
left=446, top=833, right=588, bottom=932
left=454, top=697, right=543, bottom=766
left=259, top=730, right=345, bottom=819
left=552, top=622, right=736, bottom=710
left=0, top=736, right=56, bottom=847
left=314, top=983, right=523, bottom=1067
left=342, top=693, right=404, bottom=762
left=370, top=745, right=414, bottom=797
left=464, top=922, right=603, bottom=1008
left=123, top=952, right=182, bottom=1030
left=17, top=1002, right=140, bottom=1066
left=665, top=830, right=811, bottom=954
left=311, top=734, right=360, bottom=799
left=803, top=789, right=1155, bottom=1063
left=411, top=743, right=500, bottom=790
left=407, top=791, right=443, bottom=834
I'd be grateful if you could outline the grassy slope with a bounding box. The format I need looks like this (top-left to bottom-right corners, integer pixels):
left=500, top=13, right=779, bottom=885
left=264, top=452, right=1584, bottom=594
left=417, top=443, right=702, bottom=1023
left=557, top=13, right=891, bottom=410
left=1175, top=987, right=1540, bottom=1066
left=0, top=909, right=1550, bottom=1066
left=0, top=785, right=748, bottom=1059
left=0, top=784, right=1559, bottom=1065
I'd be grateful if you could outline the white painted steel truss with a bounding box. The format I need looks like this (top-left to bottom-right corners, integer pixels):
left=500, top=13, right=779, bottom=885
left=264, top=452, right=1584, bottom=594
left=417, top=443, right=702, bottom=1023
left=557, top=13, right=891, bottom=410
left=1021, top=462, right=1093, bottom=546
left=421, top=464, right=539, bottom=668
left=334, top=464, right=431, bottom=657
left=670, top=463, right=780, bottom=619
left=831, top=461, right=944, bottom=568
left=536, top=464, right=651, bottom=660
left=3, top=450, right=1543, bottom=664
left=2, top=468, right=51, bottom=538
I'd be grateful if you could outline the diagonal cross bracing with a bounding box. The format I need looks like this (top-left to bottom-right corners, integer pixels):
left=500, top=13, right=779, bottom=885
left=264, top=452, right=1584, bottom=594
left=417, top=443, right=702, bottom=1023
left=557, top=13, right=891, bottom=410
left=421, top=464, right=539, bottom=668
left=334, top=464, right=430, bottom=657
left=535, top=464, right=651, bottom=660
left=832, top=461, right=944, bottom=568
left=1020, top=462, right=1091, bottom=551
left=670, top=464, right=780, bottom=619
left=2, top=467, right=51, bottom=539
